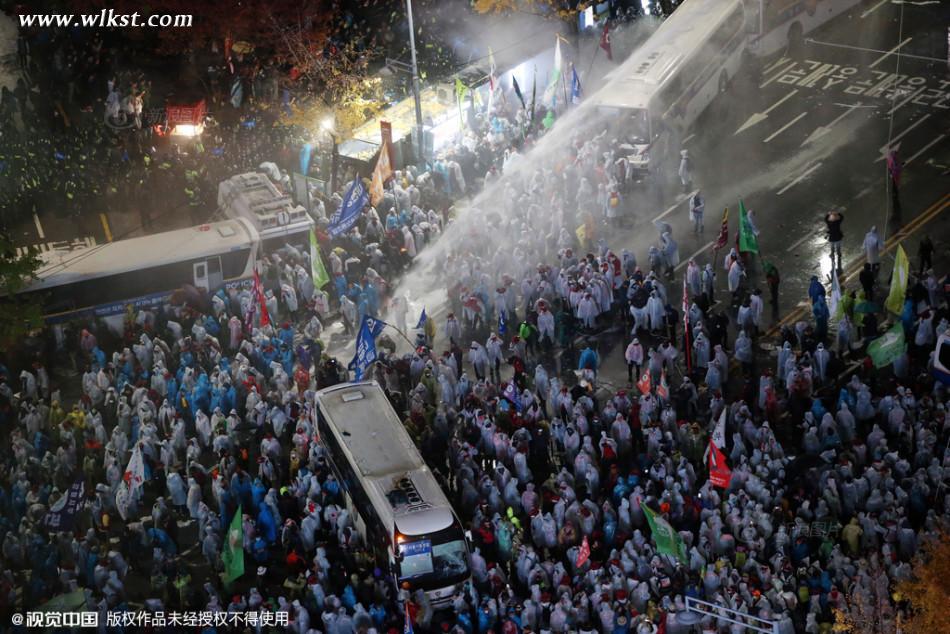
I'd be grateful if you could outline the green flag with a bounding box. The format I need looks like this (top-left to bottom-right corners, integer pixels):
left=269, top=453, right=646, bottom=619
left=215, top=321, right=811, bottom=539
left=309, top=228, right=330, bottom=290
left=455, top=78, right=469, bottom=128
left=642, top=503, right=687, bottom=563
left=867, top=322, right=906, bottom=368
left=222, top=506, right=244, bottom=583
left=884, top=244, right=909, bottom=314
left=738, top=199, right=759, bottom=254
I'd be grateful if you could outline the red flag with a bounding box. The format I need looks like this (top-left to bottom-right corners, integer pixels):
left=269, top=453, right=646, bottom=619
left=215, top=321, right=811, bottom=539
left=575, top=535, right=591, bottom=568
left=600, top=23, right=613, bottom=61
left=253, top=270, right=271, bottom=328
left=714, top=207, right=729, bottom=250
left=708, top=439, right=732, bottom=488
left=637, top=369, right=651, bottom=395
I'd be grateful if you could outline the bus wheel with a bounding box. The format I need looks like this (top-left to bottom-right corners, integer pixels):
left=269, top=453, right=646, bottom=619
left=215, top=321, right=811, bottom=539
left=787, top=22, right=804, bottom=59
left=718, top=71, right=730, bottom=94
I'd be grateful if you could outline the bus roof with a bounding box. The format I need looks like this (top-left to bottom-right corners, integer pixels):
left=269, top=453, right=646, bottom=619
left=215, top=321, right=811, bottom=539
left=592, top=0, right=740, bottom=110
left=316, top=381, right=425, bottom=478
left=316, top=382, right=456, bottom=532
left=25, top=218, right=257, bottom=292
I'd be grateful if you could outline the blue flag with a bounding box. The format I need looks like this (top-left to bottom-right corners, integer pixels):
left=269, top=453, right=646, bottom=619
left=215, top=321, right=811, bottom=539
left=416, top=308, right=427, bottom=329
left=299, top=143, right=313, bottom=176
left=498, top=312, right=507, bottom=336
left=329, top=179, right=370, bottom=238
left=349, top=316, right=387, bottom=380
left=44, top=480, right=85, bottom=531
left=571, top=66, right=582, bottom=104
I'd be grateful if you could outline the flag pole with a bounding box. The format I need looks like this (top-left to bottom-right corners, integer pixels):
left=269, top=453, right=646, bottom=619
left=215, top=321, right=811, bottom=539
left=585, top=40, right=600, bottom=81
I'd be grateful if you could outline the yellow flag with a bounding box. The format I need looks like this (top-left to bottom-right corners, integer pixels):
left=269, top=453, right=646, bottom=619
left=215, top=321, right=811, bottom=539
left=884, top=244, right=909, bottom=314
left=369, top=142, right=393, bottom=207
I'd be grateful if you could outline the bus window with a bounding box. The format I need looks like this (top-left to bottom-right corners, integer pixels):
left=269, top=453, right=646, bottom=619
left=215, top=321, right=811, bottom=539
left=397, top=525, right=470, bottom=590
left=207, top=256, right=223, bottom=289
left=193, top=262, right=208, bottom=290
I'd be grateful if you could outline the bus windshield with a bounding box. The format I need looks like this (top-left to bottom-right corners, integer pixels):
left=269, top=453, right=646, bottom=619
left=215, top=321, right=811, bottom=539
left=397, top=525, right=470, bottom=590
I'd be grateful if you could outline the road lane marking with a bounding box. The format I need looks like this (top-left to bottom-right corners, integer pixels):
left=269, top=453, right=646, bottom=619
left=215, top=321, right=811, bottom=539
left=764, top=112, right=807, bottom=143
left=681, top=133, right=696, bottom=145
left=764, top=57, right=790, bottom=75
left=904, top=134, right=946, bottom=165
left=801, top=102, right=862, bottom=146
left=675, top=241, right=715, bottom=272
left=860, top=0, right=889, bottom=18
left=735, top=89, right=798, bottom=135
left=654, top=190, right=698, bottom=223
left=33, top=214, right=45, bottom=240
left=876, top=114, right=930, bottom=161
left=805, top=39, right=946, bottom=64
left=759, top=62, right=797, bottom=89
left=869, top=37, right=913, bottom=69
left=99, top=213, right=113, bottom=242
left=888, top=86, right=927, bottom=115
left=785, top=233, right=813, bottom=253
left=767, top=192, right=950, bottom=334
left=777, top=162, right=822, bottom=195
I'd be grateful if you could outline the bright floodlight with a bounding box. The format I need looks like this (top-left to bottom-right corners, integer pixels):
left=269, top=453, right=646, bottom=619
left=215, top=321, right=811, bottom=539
left=321, top=117, right=334, bottom=131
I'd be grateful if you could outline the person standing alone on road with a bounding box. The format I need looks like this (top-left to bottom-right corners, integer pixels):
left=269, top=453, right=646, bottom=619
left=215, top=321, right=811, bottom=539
left=689, top=190, right=704, bottom=234
left=825, top=209, right=844, bottom=272
left=678, top=149, right=693, bottom=193
left=862, top=225, right=882, bottom=278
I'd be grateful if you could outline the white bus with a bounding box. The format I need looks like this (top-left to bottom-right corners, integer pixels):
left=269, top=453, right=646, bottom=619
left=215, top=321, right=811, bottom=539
left=16, top=218, right=259, bottom=326
left=314, top=381, right=471, bottom=607
left=592, top=0, right=864, bottom=165
left=217, top=172, right=316, bottom=256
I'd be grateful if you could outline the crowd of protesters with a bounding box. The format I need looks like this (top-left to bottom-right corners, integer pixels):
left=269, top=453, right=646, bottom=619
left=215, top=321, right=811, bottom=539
left=1, top=7, right=948, bottom=634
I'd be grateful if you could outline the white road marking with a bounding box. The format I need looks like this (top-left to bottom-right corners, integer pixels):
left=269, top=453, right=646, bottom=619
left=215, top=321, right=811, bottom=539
left=759, top=62, right=797, bottom=89
left=763, top=112, right=807, bottom=143
left=877, top=114, right=931, bottom=161
left=675, top=241, right=715, bottom=271
left=681, top=133, right=696, bottom=145
left=855, top=185, right=875, bottom=199
left=777, top=162, right=822, bottom=195
left=764, top=56, right=790, bottom=75
left=734, top=89, right=798, bottom=135
left=869, top=37, right=913, bottom=69
left=805, top=38, right=946, bottom=64
left=801, top=102, right=863, bottom=146
left=905, top=134, right=947, bottom=165
left=860, top=0, right=889, bottom=18
left=785, top=233, right=813, bottom=253
left=33, top=214, right=45, bottom=240
left=888, top=86, right=927, bottom=115
left=654, top=190, right=699, bottom=223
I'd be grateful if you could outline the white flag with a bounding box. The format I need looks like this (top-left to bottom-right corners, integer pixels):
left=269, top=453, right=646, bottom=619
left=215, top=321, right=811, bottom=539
left=123, top=445, right=146, bottom=494
left=829, top=272, right=842, bottom=321
left=703, top=408, right=726, bottom=462
left=542, top=37, right=563, bottom=108
left=116, top=444, right=146, bottom=520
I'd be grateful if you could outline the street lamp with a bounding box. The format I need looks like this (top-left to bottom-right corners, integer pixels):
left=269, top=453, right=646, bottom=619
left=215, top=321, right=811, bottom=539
left=406, top=0, right=424, bottom=162
left=322, top=116, right=338, bottom=194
